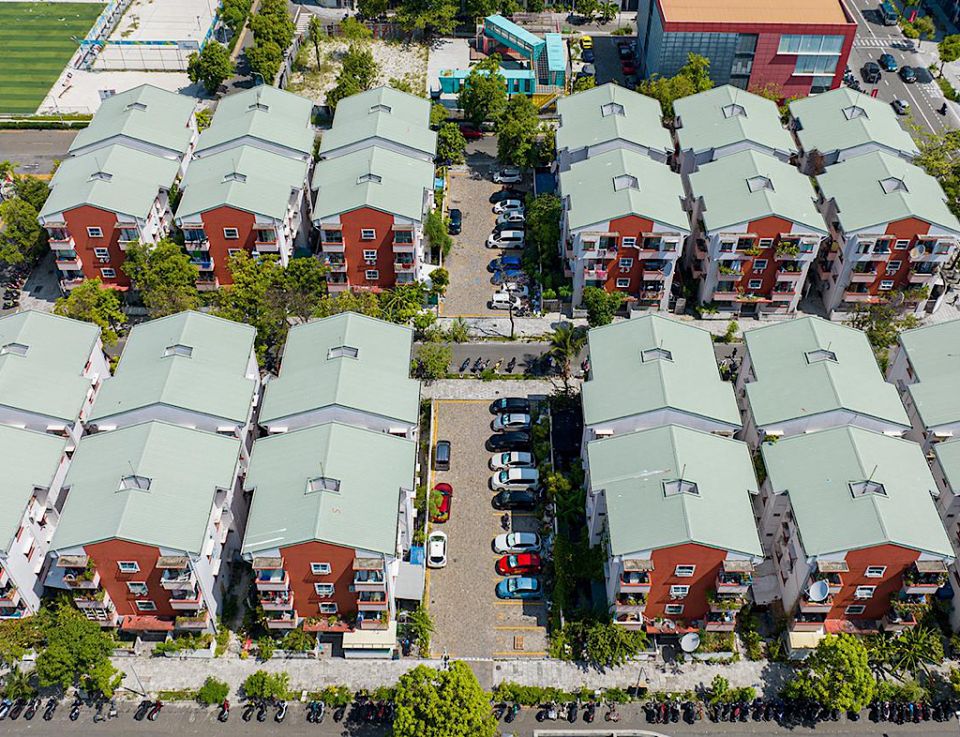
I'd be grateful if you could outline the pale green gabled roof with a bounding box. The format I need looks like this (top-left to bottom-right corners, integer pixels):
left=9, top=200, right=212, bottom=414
left=320, top=87, right=436, bottom=158
left=816, top=151, right=960, bottom=235
left=559, top=147, right=688, bottom=231
left=311, top=146, right=433, bottom=222
left=763, top=426, right=952, bottom=557
left=260, top=312, right=419, bottom=427
left=587, top=425, right=762, bottom=558
left=69, top=85, right=196, bottom=156
left=0, top=426, right=66, bottom=552
left=242, top=422, right=415, bottom=556
left=556, top=83, right=672, bottom=156
left=896, top=319, right=960, bottom=429
left=674, top=85, right=795, bottom=157
left=935, top=438, right=960, bottom=492
left=196, top=86, right=314, bottom=157
left=789, top=87, right=919, bottom=160
left=41, top=144, right=179, bottom=220
left=583, top=315, right=741, bottom=428
left=89, top=311, right=257, bottom=425
left=0, top=311, right=100, bottom=423
left=689, top=149, right=826, bottom=233
left=51, top=421, right=241, bottom=554
left=744, top=317, right=910, bottom=429
left=176, top=145, right=308, bottom=220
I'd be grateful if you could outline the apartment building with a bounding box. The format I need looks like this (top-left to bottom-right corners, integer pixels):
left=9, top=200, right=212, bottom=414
left=47, top=421, right=242, bottom=633
left=0, top=427, right=69, bottom=620
left=39, top=86, right=197, bottom=292
left=736, top=317, right=910, bottom=447
left=760, top=426, right=952, bottom=655
left=586, top=425, right=763, bottom=634
left=788, top=87, right=919, bottom=171
left=581, top=315, right=741, bottom=446
left=928, top=440, right=960, bottom=628
left=175, top=86, right=315, bottom=289
left=0, top=311, right=108, bottom=450
left=259, top=312, right=419, bottom=437
left=555, top=83, right=672, bottom=172
left=814, top=152, right=960, bottom=316
left=687, top=150, right=827, bottom=315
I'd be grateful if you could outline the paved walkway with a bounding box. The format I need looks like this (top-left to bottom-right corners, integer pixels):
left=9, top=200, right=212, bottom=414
left=422, top=378, right=562, bottom=399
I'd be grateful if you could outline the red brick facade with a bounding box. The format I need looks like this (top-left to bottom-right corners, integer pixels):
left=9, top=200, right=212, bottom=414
left=57, top=206, right=130, bottom=289
left=85, top=539, right=179, bottom=619
left=193, top=206, right=259, bottom=287
left=827, top=544, right=920, bottom=622
left=646, top=543, right=729, bottom=624
left=279, top=540, right=359, bottom=621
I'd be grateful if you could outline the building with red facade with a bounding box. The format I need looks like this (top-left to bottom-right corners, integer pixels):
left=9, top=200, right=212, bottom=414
left=585, top=425, right=763, bottom=634
left=636, top=0, right=856, bottom=98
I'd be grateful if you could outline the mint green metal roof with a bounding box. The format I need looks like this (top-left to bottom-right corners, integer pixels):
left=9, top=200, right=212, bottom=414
left=260, top=312, right=419, bottom=427
left=484, top=14, right=542, bottom=52
left=196, top=86, right=315, bottom=157
left=320, top=87, right=436, bottom=159
left=587, top=425, right=762, bottom=557
left=559, top=147, right=688, bottom=231
left=816, top=151, right=960, bottom=234
left=556, top=83, right=672, bottom=156
left=0, top=311, right=101, bottom=423
left=545, top=33, right=566, bottom=72
left=674, top=85, right=796, bottom=157
left=688, top=149, right=826, bottom=233
left=51, top=421, right=241, bottom=553
left=788, top=87, right=919, bottom=159
left=176, top=145, right=308, bottom=220
left=69, top=84, right=196, bottom=156
left=583, top=315, right=741, bottom=428
left=934, top=437, right=960, bottom=491
left=896, top=319, right=960, bottom=429
left=0, top=426, right=66, bottom=552
left=242, top=422, right=415, bottom=556
left=41, top=144, right=179, bottom=220
left=744, top=317, right=910, bottom=429
left=763, top=426, right=952, bottom=557
left=89, top=311, right=257, bottom=425
left=311, top=145, right=434, bottom=222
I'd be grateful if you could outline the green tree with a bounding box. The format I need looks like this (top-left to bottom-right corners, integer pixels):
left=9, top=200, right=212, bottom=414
left=307, top=16, right=325, bottom=68
left=187, top=42, right=234, bottom=94
left=392, top=662, right=496, bottom=737
left=327, top=44, right=378, bottom=109
left=0, top=198, right=42, bottom=264
left=13, top=175, right=49, bottom=212
left=583, top=620, right=647, bottom=667
left=379, top=283, right=426, bottom=323
left=598, top=1, right=618, bottom=22
left=914, top=15, right=936, bottom=39
left=314, top=289, right=383, bottom=318
left=436, top=122, right=467, bottom=164
left=357, top=0, right=387, bottom=19
left=2, top=667, right=35, bottom=699
left=220, top=0, right=252, bottom=34
left=458, top=56, right=508, bottom=126
left=886, top=627, right=944, bottom=678
left=582, top=285, right=623, bottom=326
left=246, top=40, right=283, bottom=83
left=464, top=0, right=500, bottom=20
left=34, top=605, right=121, bottom=697
left=395, top=0, right=458, bottom=35
left=572, top=74, right=596, bottom=93
left=496, top=94, right=540, bottom=167
left=404, top=605, right=434, bottom=655
left=846, top=301, right=919, bottom=371
left=413, top=341, right=452, bottom=380
left=242, top=670, right=290, bottom=700
left=548, top=323, right=587, bottom=391
left=54, top=279, right=124, bottom=345
left=271, top=256, right=329, bottom=322
left=249, top=0, right=295, bottom=49
left=430, top=102, right=448, bottom=128
left=213, top=251, right=286, bottom=362
left=782, top=634, right=875, bottom=713
left=121, top=239, right=200, bottom=318
left=195, top=107, right=213, bottom=131
left=197, top=677, right=229, bottom=706
left=940, top=34, right=960, bottom=75
left=425, top=208, right=452, bottom=257
left=639, top=52, right=713, bottom=118
left=576, top=0, right=599, bottom=21
left=340, top=14, right=373, bottom=40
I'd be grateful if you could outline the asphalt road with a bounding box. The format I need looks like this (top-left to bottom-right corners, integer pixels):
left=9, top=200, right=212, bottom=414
left=0, top=130, right=77, bottom=175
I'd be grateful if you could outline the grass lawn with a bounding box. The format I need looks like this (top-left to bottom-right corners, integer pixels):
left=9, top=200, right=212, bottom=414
left=0, top=2, right=104, bottom=114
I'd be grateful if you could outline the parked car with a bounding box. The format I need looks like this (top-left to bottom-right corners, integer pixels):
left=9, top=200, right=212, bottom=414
left=493, top=531, right=542, bottom=554
left=493, top=167, right=522, bottom=184
left=447, top=208, right=462, bottom=235
left=620, top=60, right=637, bottom=75
left=579, top=63, right=596, bottom=78
left=487, top=255, right=523, bottom=272
left=491, top=269, right=527, bottom=286
left=493, top=199, right=525, bottom=214
left=899, top=65, right=917, bottom=83
left=434, top=440, right=451, bottom=471
left=493, top=220, right=525, bottom=235
left=489, top=188, right=524, bottom=204
left=426, top=531, right=448, bottom=568
left=617, top=42, right=634, bottom=60
left=862, top=61, right=881, bottom=83
left=490, top=467, right=539, bottom=491
left=579, top=35, right=593, bottom=49
left=490, top=292, right=523, bottom=310
left=879, top=52, right=898, bottom=71
left=486, top=230, right=525, bottom=249
left=485, top=431, right=531, bottom=452
left=458, top=123, right=483, bottom=140
left=495, top=552, right=542, bottom=575
left=581, top=47, right=594, bottom=63
left=891, top=98, right=910, bottom=115
left=499, top=284, right=530, bottom=298
left=490, top=397, right=531, bottom=414
left=496, top=576, right=542, bottom=600
left=489, top=450, right=536, bottom=469
left=497, top=211, right=526, bottom=226
left=492, top=489, right=541, bottom=511
left=491, top=413, right=532, bottom=432
left=430, top=482, right=452, bottom=523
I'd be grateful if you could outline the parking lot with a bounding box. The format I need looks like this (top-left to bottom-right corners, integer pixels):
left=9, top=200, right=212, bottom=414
left=426, top=399, right=549, bottom=658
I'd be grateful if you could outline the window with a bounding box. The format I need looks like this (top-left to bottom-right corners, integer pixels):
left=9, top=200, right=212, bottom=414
left=850, top=479, right=886, bottom=497
left=307, top=476, right=341, bottom=493
left=163, top=344, right=193, bottom=359
left=319, top=602, right=338, bottom=614
left=619, top=258, right=634, bottom=269
left=363, top=249, right=377, bottom=261
left=621, top=236, right=637, bottom=248
left=664, top=604, right=684, bottom=615
left=86, top=226, right=103, bottom=238
left=895, top=239, right=910, bottom=250
left=753, top=259, right=768, bottom=271
left=311, top=562, right=332, bottom=575
left=759, top=238, right=774, bottom=248
left=326, top=346, right=358, bottom=360
left=360, top=229, right=376, bottom=240
left=227, top=248, right=242, bottom=257
left=879, top=280, right=894, bottom=290
left=0, top=343, right=28, bottom=357
left=886, top=261, right=901, bottom=275
left=615, top=278, right=630, bottom=288
left=669, top=585, right=689, bottom=598
left=854, top=585, right=876, bottom=599
left=746, top=175, right=774, bottom=193
left=127, top=582, right=148, bottom=596
left=642, top=347, right=673, bottom=362
left=805, top=348, right=837, bottom=364
left=135, top=600, right=157, bottom=611
left=365, top=270, right=379, bottom=281
left=223, top=228, right=239, bottom=240
left=748, top=279, right=762, bottom=290
left=865, top=566, right=887, bottom=578
left=612, top=174, right=639, bottom=191
left=721, top=102, right=747, bottom=118
left=674, top=565, right=696, bottom=577
left=845, top=604, right=866, bottom=615
left=93, top=247, right=110, bottom=259
left=100, top=268, right=116, bottom=278
left=600, top=102, right=625, bottom=117
left=314, top=583, right=335, bottom=597
left=118, top=561, right=140, bottom=573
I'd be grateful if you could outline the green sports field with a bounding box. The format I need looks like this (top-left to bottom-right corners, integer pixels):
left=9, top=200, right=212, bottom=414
left=0, top=2, right=104, bottom=114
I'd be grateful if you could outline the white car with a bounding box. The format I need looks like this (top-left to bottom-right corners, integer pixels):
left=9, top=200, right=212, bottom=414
left=891, top=98, right=910, bottom=115
left=496, top=211, right=526, bottom=227
left=491, top=467, right=540, bottom=491
left=490, top=451, right=536, bottom=470
left=493, top=531, right=542, bottom=554
left=490, top=292, right=523, bottom=310
left=493, top=167, right=522, bottom=184
left=493, top=199, right=525, bottom=214
left=426, top=531, right=448, bottom=568
left=500, top=283, right=530, bottom=298
left=491, top=413, right=532, bottom=432
left=486, top=230, right=525, bottom=249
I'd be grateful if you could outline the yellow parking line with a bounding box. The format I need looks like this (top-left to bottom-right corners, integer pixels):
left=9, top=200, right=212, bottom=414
left=489, top=511, right=538, bottom=517
left=494, top=625, right=544, bottom=631
left=494, top=600, right=545, bottom=606
left=435, top=398, right=489, bottom=404
left=493, top=651, right=548, bottom=657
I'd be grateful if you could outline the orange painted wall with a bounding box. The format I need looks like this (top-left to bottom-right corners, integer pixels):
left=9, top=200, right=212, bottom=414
left=84, top=539, right=174, bottom=618
left=830, top=544, right=921, bottom=620
left=198, top=206, right=258, bottom=286
left=62, top=206, right=128, bottom=287
left=647, top=543, right=728, bottom=623
left=731, top=216, right=794, bottom=296
left=339, top=207, right=397, bottom=289
left=280, top=540, right=358, bottom=619
left=853, top=217, right=934, bottom=295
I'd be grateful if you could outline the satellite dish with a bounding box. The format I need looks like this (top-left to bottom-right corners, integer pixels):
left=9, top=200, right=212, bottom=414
left=808, top=580, right=830, bottom=602
left=680, top=632, right=701, bottom=653
left=911, top=244, right=926, bottom=260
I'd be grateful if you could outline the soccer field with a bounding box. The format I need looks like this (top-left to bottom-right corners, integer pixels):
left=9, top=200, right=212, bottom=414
left=0, top=2, right=104, bottom=115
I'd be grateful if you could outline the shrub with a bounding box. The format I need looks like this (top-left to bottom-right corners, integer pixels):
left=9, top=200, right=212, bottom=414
left=256, top=636, right=276, bottom=660
left=280, top=627, right=316, bottom=652
left=198, top=677, right=229, bottom=706
left=243, top=670, right=290, bottom=700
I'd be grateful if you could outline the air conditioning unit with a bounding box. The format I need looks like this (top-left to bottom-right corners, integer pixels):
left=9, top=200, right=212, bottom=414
left=619, top=266, right=630, bottom=273
left=364, top=259, right=377, bottom=266
left=98, top=257, right=110, bottom=263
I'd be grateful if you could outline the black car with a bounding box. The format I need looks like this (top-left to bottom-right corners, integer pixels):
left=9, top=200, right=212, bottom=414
left=448, top=208, right=462, bottom=235
left=581, top=48, right=594, bottom=63
left=434, top=440, right=451, bottom=471
left=485, top=431, right=531, bottom=452
left=492, top=489, right=541, bottom=511
left=862, top=61, right=881, bottom=84
left=490, top=188, right=525, bottom=204
left=899, top=65, right=917, bottom=83
left=490, top=397, right=531, bottom=414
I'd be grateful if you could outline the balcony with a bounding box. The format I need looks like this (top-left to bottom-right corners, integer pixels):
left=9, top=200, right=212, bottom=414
left=902, top=561, right=947, bottom=594
left=175, top=612, right=210, bottom=630
left=909, top=267, right=938, bottom=283
left=716, top=570, right=752, bottom=594
left=704, top=611, right=736, bottom=632
left=61, top=277, right=86, bottom=290
left=392, top=239, right=416, bottom=254
left=63, top=567, right=100, bottom=590
left=169, top=588, right=204, bottom=610
left=584, top=268, right=608, bottom=281
left=843, top=291, right=879, bottom=303
left=850, top=270, right=878, bottom=283
left=47, top=232, right=75, bottom=248
left=260, top=590, right=295, bottom=611
left=189, top=256, right=214, bottom=271
left=619, top=569, right=651, bottom=594
left=771, top=290, right=795, bottom=301
left=353, top=570, right=386, bottom=592
left=0, top=606, right=27, bottom=620
left=357, top=611, right=389, bottom=630
left=325, top=260, right=347, bottom=273
left=256, top=570, right=289, bottom=592
left=255, top=241, right=280, bottom=253
left=0, top=585, right=20, bottom=608
left=798, top=593, right=834, bottom=614
left=613, top=610, right=645, bottom=629
left=183, top=238, right=210, bottom=252
left=73, top=588, right=110, bottom=609
left=55, top=255, right=82, bottom=271
left=357, top=592, right=388, bottom=611
left=791, top=612, right=827, bottom=632
left=266, top=611, right=299, bottom=630
left=812, top=571, right=843, bottom=595
left=642, top=269, right=666, bottom=280
left=394, top=261, right=416, bottom=272
left=196, top=276, right=219, bottom=291
left=160, top=568, right=195, bottom=591
left=713, top=291, right=739, bottom=301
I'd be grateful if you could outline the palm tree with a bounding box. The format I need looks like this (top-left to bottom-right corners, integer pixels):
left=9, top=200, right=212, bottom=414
left=2, top=667, right=34, bottom=700
left=307, top=16, right=324, bottom=68
left=548, top=324, right=587, bottom=392
left=888, top=626, right=944, bottom=678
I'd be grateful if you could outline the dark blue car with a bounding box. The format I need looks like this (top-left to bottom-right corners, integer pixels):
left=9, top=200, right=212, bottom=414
left=491, top=269, right=525, bottom=285
left=487, top=255, right=523, bottom=273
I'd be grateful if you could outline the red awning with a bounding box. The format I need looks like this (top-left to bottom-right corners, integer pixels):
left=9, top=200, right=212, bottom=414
left=120, top=615, right=174, bottom=632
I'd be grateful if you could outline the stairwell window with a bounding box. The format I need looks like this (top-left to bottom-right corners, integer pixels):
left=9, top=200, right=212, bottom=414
left=879, top=280, right=894, bottom=290
left=127, top=582, right=148, bottom=596
left=674, top=565, right=696, bottom=577
left=854, top=585, right=876, bottom=599
left=619, top=258, right=633, bottom=269
left=314, top=583, right=335, bottom=597
left=361, top=229, right=376, bottom=240
left=223, top=228, right=240, bottom=240
left=100, top=268, right=116, bottom=278
left=669, top=585, right=689, bottom=598
left=865, top=566, right=886, bottom=578
left=748, top=279, right=762, bottom=290
left=118, top=561, right=140, bottom=573
left=87, top=227, right=103, bottom=238
left=365, top=270, right=379, bottom=281
left=311, top=562, right=332, bottom=575
left=621, top=237, right=637, bottom=248
left=320, top=603, right=338, bottom=614
left=94, top=248, right=110, bottom=259
left=845, top=604, right=866, bottom=615
left=665, top=604, right=684, bottom=615
left=616, top=278, right=630, bottom=289
left=135, top=600, right=157, bottom=611
left=753, top=259, right=768, bottom=271
left=363, top=250, right=377, bottom=261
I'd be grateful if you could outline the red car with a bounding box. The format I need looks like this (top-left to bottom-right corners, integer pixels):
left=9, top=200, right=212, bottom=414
left=621, top=60, right=637, bottom=76
left=430, top=483, right=452, bottom=523
left=458, top=123, right=483, bottom=140
left=496, top=552, right=542, bottom=576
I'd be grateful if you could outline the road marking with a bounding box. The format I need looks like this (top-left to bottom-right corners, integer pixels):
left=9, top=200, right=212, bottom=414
left=849, top=0, right=878, bottom=39
left=490, top=511, right=538, bottom=517
left=495, top=600, right=546, bottom=606
left=494, top=625, right=545, bottom=630
left=435, top=398, right=489, bottom=404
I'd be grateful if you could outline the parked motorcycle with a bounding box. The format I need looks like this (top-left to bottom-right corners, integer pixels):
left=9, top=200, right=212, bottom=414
left=23, top=697, right=40, bottom=721
left=274, top=699, right=287, bottom=723
left=147, top=700, right=163, bottom=721
left=42, top=697, right=58, bottom=721
left=505, top=702, right=519, bottom=723
left=68, top=695, right=82, bottom=722
left=218, top=699, right=230, bottom=722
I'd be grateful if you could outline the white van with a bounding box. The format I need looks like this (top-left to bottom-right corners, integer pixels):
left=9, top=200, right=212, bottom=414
left=490, top=292, right=522, bottom=310
left=486, top=230, right=525, bottom=249
left=491, top=467, right=540, bottom=491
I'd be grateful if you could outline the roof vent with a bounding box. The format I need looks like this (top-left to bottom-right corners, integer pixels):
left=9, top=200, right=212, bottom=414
left=880, top=176, right=908, bottom=194
left=223, top=171, right=247, bottom=183
left=721, top=103, right=747, bottom=119
left=842, top=105, right=868, bottom=120
left=125, top=101, right=148, bottom=112
left=358, top=173, right=382, bottom=184
left=0, top=342, right=29, bottom=357
left=600, top=102, right=625, bottom=117
left=805, top=348, right=837, bottom=364
left=746, top=175, right=774, bottom=193
left=163, top=343, right=193, bottom=358
left=307, top=476, right=341, bottom=494
left=248, top=102, right=269, bottom=112
left=613, top=174, right=639, bottom=191
left=641, top=347, right=673, bottom=363
left=663, top=478, right=699, bottom=497
left=119, top=474, right=152, bottom=492
left=370, top=104, right=392, bottom=114
left=90, top=171, right=113, bottom=182
left=849, top=479, right=887, bottom=498
left=327, top=345, right=359, bottom=359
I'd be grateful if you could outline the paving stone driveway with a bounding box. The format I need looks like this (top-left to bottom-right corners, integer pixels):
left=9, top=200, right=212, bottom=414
left=426, top=400, right=549, bottom=659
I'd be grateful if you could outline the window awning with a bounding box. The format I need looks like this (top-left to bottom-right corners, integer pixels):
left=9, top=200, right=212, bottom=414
left=120, top=616, right=174, bottom=632
left=722, top=559, right=755, bottom=573
left=916, top=560, right=947, bottom=573
left=817, top=560, right=849, bottom=573
left=394, top=561, right=424, bottom=601
left=342, top=622, right=397, bottom=651
left=623, top=559, right=654, bottom=572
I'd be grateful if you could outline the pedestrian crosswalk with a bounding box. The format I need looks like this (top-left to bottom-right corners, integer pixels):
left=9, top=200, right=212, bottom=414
left=853, top=36, right=901, bottom=48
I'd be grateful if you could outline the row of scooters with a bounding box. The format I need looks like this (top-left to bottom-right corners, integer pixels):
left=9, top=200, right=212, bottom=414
left=0, top=694, right=129, bottom=722
left=528, top=700, right=621, bottom=723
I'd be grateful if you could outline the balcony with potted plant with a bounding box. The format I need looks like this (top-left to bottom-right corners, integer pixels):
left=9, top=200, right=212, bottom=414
left=902, top=561, right=947, bottom=594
